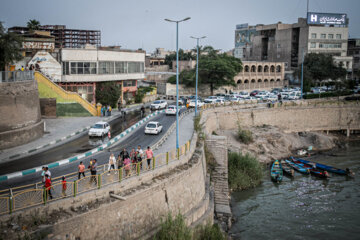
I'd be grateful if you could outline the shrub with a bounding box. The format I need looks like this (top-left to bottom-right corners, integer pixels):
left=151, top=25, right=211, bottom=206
left=154, top=213, right=192, bottom=240
left=193, top=223, right=225, bottom=240
left=237, top=123, right=253, bottom=144
left=228, top=152, right=263, bottom=191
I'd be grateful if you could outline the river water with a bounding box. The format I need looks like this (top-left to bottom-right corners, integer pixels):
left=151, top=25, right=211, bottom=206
left=230, top=140, right=360, bottom=240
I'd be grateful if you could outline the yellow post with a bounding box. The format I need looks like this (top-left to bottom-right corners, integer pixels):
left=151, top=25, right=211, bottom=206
left=177, top=148, right=180, bottom=159
left=96, top=103, right=102, bottom=117
left=166, top=152, right=169, bottom=165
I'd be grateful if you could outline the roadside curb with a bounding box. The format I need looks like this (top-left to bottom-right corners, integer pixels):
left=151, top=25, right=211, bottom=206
left=0, top=106, right=142, bottom=163
left=0, top=109, right=165, bottom=182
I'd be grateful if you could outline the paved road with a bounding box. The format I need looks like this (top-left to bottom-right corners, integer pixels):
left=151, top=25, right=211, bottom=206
left=0, top=109, right=184, bottom=190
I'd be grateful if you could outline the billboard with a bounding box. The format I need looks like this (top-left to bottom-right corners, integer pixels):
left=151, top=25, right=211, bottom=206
left=235, top=28, right=257, bottom=48
left=307, top=12, right=347, bottom=26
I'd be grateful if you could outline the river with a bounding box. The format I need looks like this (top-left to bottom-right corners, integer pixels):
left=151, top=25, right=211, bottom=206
left=230, top=140, right=360, bottom=240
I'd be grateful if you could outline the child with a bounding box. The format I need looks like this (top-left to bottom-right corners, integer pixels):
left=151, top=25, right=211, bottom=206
left=61, top=176, right=67, bottom=197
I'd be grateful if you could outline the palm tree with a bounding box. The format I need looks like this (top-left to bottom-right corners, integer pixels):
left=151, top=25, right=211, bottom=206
left=27, top=19, right=41, bottom=31
left=0, top=22, right=23, bottom=71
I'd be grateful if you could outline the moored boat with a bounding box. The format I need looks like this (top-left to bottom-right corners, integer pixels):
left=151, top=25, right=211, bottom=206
left=285, top=159, right=310, bottom=174
left=271, top=160, right=283, bottom=182
left=281, top=160, right=295, bottom=177
left=291, top=157, right=353, bottom=176
left=291, top=158, right=330, bottom=179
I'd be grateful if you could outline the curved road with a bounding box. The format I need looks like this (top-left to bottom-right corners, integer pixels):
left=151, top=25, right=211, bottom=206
left=0, top=109, right=184, bottom=190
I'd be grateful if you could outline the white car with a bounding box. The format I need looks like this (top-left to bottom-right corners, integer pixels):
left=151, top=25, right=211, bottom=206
left=144, top=121, right=163, bottom=135
left=255, top=91, right=270, bottom=99
left=150, top=100, right=168, bottom=110
left=214, top=99, right=225, bottom=105
left=88, top=121, right=110, bottom=137
left=203, top=98, right=216, bottom=104
left=189, top=100, right=204, bottom=108
left=264, top=94, right=278, bottom=101
left=165, top=105, right=179, bottom=115
left=288, top=91, right=301, bottom=100
left=238, top=91, right=250, bottom=98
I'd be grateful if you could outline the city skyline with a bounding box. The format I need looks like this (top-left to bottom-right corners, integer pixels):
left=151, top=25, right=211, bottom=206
left=1, top=0, right=360, bottom=52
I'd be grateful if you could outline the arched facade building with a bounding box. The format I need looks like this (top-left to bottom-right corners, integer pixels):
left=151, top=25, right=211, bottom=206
left=235, top=61, right=287, bottom=91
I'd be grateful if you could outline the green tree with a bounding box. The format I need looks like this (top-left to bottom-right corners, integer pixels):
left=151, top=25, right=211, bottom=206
left=27, top=19, right=41, bottom=31
left=95, top=82, right=120, bottom=108
left=294, top=53, right=347, bottom=92
left=164, top=49, right=194, bottom=69
left=0, top=22, right=23, bottom=71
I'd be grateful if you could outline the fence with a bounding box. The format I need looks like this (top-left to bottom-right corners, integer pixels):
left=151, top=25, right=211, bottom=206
left=0, top=71, right=34, bottom=83
left=0, top=140, right=191, bottom=215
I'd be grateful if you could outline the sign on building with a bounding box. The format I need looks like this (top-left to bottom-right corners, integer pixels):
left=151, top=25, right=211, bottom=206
left=22, top=41, right=55, bottom=50
left=307, top=12, right=347, bottom=26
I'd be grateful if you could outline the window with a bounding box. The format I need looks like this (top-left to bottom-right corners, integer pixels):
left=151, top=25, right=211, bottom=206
left=354, top=57, right=359, bottom=63
left=62, top=62, right=69, bottom=75
left=71, top=62, right=77, bottom=74
left=319, top=43, right=341, bottom=48
left=328, top=34, right=334, bottom=39
left=123, top=80, right=136, bottom=87
left=310, top=42, right=316, bottom=48
left=311, top=33, right=317, bottom=39
left=115, top=62, right=127, bottom=73
left=99, top=61, right=114, bottom=74
left=127, top=62, right=144, bottom=73
left=336, top=34, right=341, bottom=39
left=321, top=34, right=326, bottom=39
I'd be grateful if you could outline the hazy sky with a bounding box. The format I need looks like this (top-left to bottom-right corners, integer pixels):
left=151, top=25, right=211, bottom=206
left=1, top=0, right=359, bottom=53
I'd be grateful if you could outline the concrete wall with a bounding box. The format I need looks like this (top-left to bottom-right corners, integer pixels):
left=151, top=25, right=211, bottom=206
left=201, top=102, right=360, bottom=135
left=0, top=80, right=43, bottom=149
left=2, top=134, right=213, bottom=239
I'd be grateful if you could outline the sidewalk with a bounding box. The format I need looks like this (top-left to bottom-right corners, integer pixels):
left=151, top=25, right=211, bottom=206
left=154, top=112, right=195, bottom=155
left=0, top=103, right=148, bottom=164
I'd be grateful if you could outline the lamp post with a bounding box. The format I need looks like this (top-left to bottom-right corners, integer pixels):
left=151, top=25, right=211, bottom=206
left=165, top=17, right=191, bottom=149
left=300, top=48, right=304, bottom=99
left=190, top=36, right=206, bottom=116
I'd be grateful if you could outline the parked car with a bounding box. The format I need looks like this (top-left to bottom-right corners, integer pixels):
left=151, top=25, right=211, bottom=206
left=150, top=100, right=168, bottom=110
left=288, top=91, right=301, bottom=100
left=238, top=91, right=250, bottom=98
left=144, top=121, right=163, bottom=135
left=214, top=99, right=225, bottom=105
left=279, top=91, right=290, bottom=99
left=255, top=91, right=270, bottom=99
left=204, top=98, right=216, bottom=104
left=88, top=121, right=110, bottom=137
left=165, top=105, right=179, bottom=115
left=250, top=90, right=260, bottom=96
left=229, top=97, right=240, bottom=102
left=263, top=94, right=278, bottom=101
left=189, top=100, right=204, bottom=108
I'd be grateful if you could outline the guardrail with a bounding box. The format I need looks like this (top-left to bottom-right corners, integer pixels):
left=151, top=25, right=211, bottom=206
left=0, top=140, right=191, bottom=215
left=0, top=71, right=34, bottom=83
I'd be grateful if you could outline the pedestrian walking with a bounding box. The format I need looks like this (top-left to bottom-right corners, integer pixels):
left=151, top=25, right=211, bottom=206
left=41, top=166, right=46, bottom=183
left=88, top=159, right=97, bottom=185
left=108, top=153, right=116, bottom=173
left=278, top=93, right=282, bottom=105
left=109, top=105, right=112, bottom=116
left=117, top=154, right=123, bottom=170
left=120, top=148, right=129, bottom=161
left=45, top=167, right=51, bottom=180
left=145, top=146, right=154, bottom=170
left=78, top=161, right=86, bottom=179
left=124, top=156, right=131, bottom=177
left=130, top=148, right=137, bottom=171
left=101, top=106, right=104, bottom=117
left=137, top=145, right=143, bottom=169
left=61, top=176, right=67, bottom=197
left=44, top=174, right=53, bottom=200
left=141, top=104, right=145, bottom=118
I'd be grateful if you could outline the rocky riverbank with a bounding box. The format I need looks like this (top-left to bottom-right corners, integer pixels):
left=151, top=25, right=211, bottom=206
left=218, top=125, right=341, bottom=164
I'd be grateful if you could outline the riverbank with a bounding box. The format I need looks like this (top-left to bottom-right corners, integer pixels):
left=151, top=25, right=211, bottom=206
left=218, top=126, right=349, bottom=164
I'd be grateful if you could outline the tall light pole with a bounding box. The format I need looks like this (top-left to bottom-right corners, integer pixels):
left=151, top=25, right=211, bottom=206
left=165, top=17, right=191, bottom=149
left=190, top=36, right=206, bottom=117
left=300, top=48, right=305, bottom=99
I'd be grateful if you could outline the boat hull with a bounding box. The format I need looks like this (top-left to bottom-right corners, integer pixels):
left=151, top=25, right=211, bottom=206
left=292, top=157, right=347, bottom=175
left=271, top=160, right=283, bottom=182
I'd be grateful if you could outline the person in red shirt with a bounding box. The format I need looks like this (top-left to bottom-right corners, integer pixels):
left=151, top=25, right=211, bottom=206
left=61, top=176, right=67, bottom=197
left=44, top=174, right=53, bottom=200
left=145, top=146, right=154, bottom=170
left=78, top=161, right=86, bottom=179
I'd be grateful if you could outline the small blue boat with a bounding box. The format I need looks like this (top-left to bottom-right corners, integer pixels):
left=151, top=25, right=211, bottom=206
left=285, top=159, right=310, bottom=175
left=271, top=160, right=283, bottom=182
left=291, top=157, right=352, bottom=176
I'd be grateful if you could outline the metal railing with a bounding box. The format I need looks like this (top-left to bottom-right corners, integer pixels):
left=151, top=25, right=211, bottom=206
left=0, top=71, right=34, bottom=83
left=0, top=140, right=191, bottom=215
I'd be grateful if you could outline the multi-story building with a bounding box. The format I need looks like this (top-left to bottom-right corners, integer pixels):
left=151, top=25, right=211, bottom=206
left=235, top=12, right=352, bottom=74
left=9, top=25, right=100, bottom=48
left=348, top=38, right=360, bottom=80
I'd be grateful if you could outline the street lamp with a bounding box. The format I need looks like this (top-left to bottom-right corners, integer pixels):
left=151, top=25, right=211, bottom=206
left=165, top=17, right=191, bottom=150
left=190, top=36, right=206, bottom=116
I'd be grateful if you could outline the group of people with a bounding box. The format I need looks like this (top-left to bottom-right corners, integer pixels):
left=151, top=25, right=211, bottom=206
left=41, top=166, right=67, bottom=200
left=107, top=145, right=154, bottom=177
left=101, top=105, right=112, bottom=117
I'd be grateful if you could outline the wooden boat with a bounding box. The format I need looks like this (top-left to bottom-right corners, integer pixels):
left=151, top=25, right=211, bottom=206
left=281, top=160, right=294, bottom=177
left=291, top=157, right=353, bottom=176
left=290, top=158, right=329, bottom=179
left=285, top=159, right=310, bottom=175
left=270, top=160, right=283, bottom=182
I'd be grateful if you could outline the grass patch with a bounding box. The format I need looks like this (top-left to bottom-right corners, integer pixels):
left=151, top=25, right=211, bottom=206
left=37, top=82, right=73, bottom=103
left=228, top=152, right=263, bottom=191
left=237, top=123, right=253, bottom=144
left=204, top=144, right=216, bottom=176
left=154, top=213, right=225, bottom=240
left=56, top=103, right=92, bottom=117
left=194, top=113, right=205, bottom=139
